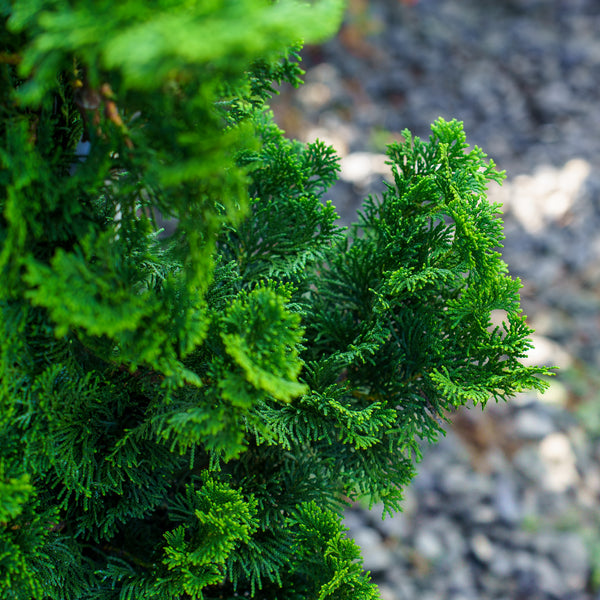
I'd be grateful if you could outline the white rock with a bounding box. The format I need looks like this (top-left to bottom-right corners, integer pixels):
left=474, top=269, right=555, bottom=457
left=340, top=152, right=392, bottom=185
left=414, top=525, right=445, bottom=562
left=470, top=533, right=494, bottom=564
left=523, top=334, right=574, bottom=370
left=538, top=432, right=579, bottom=492
left=352, top=527, right=393, bottom=573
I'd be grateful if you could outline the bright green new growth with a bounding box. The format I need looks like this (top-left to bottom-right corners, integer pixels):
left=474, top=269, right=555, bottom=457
left=1, top=1, right=550, bottom=598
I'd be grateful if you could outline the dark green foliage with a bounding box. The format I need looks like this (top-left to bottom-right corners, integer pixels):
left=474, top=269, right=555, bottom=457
left=1, top=1, right=550, bottom=598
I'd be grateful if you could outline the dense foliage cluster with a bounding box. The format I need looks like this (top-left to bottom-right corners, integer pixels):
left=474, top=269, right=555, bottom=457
left=1, top=1, right=550, bottom=598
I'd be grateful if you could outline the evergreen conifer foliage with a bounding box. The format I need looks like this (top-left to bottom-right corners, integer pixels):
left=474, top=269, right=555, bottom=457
left=1, top=1, right=551, bottom=598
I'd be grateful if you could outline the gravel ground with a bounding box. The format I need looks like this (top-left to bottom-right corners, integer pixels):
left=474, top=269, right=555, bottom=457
left=271, top=1, right=600, bottom=598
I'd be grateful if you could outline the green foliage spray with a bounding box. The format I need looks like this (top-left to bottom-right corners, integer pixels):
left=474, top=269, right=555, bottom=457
left=0, top=1, right=550, bottom=598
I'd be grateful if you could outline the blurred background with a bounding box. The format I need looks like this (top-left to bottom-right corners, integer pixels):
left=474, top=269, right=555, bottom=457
left=271, top=1, right=600, bottom=598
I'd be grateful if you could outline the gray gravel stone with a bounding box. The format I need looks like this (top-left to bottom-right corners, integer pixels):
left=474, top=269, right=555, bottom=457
left=535, top=556, right=568, bottom=598
left=373, top=510, right=410, bottom=541
left=441, top=521, right=468, bottom=565
left=512, top=444, right=546, bottom=484
left=513, top=409, right=556, bottom=440
left=447, top=564, right=472, bottom=590
left=493, top=474, right=523, bottom=525
left=489, top=547, right=513, bottom=578
left=342, top=508, right=365, bottom=533
left=549, top=533, right=589, bottom=590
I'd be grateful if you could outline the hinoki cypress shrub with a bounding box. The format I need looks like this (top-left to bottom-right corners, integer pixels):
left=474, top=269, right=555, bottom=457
left=1, top=1, right=551, bottom=598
